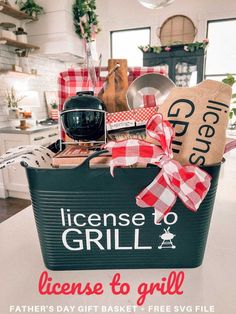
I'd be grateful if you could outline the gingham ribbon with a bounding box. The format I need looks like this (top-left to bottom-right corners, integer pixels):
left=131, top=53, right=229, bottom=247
left=224, top=139, right=236, bottom=153
left=105, top=113, right=212, bottom=222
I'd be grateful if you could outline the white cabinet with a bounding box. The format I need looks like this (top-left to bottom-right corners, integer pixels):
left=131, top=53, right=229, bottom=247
left=30, top=128, right=58, bottom=146
left=0, top=126, right=58, bottom=199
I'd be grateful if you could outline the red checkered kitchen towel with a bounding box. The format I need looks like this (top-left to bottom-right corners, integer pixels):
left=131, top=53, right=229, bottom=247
left=105, top=113, right=212, bottom=222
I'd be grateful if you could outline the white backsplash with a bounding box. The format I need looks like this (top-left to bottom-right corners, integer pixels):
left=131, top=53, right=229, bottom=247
left=0, top=45, right=66, bottom=128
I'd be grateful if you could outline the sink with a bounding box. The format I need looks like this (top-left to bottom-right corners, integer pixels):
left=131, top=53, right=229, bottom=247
left=39, top=119, right=58, bottom=126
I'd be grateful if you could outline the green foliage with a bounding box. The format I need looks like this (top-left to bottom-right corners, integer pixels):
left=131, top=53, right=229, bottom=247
left=185, top=41, right=208, bottom=52
left=15, top=0, right=44, bottom=17
left=51, top=102, right=58, bottom=110
left=222, top=74, right=236, bottom=122
left=229, top=108, right=236, bottom=120
left=73, top=0, right=101, bottom=42
left=222, top=74, right=236, bottom=87
left=139, top=40, right=209, bottom=54
left=138, top=45, right=162, bottom=53
left=5, top=87, right=25, bottom=109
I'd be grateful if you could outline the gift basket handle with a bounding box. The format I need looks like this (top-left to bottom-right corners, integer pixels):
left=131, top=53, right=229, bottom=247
left=78, top=149, right=109, bottom=169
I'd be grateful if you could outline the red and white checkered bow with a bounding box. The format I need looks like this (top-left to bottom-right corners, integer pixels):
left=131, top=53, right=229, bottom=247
left=105, top=113, right=212, bottom=222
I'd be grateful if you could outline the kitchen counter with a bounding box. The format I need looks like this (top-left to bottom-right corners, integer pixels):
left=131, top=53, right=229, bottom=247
left=0, top=123, right=58, bottom=135
left=0, top=150, right=236, bottom=314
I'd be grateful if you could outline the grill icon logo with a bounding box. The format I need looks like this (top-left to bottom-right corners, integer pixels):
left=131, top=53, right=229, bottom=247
left=158, top=227, right=176, bottom=249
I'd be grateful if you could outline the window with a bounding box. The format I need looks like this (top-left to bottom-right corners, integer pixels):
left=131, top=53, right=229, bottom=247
left=206, top=19, right=236, bottom=130
left=205, top=19, right=236, bottom=80
left=110, top=27, right=150, bottom=66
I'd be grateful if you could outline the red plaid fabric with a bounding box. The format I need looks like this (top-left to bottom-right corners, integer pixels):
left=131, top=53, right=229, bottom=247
left=58, top=68, right=105, bottom=111
left=107, top=111, right=134, bottom=124
left=128, top=66, right=167, bottom=82
left=106, top=106, right=158, bottom=130
left=224, top=139, right=236, bottom=154
left=105, top=113, right=212, bottom=222
left=134, top=107, right=158, bottom=124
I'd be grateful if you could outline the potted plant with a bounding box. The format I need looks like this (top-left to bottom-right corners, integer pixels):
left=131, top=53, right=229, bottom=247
left=15, top=0, right=44, bottom=18
left=222, top=74, right=236, bottom=129
left=5, top=87, right=25, bottom=119
left=50, top=102, right=58, bottom=120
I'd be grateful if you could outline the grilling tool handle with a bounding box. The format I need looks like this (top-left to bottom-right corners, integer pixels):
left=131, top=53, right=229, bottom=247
left=97, top=64, right=120, bottom=98
left=78, top=149, right=110, bottom=169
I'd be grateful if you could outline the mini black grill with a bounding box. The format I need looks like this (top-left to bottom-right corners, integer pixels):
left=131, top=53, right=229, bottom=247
left=61, top=91, right=106, bottom=141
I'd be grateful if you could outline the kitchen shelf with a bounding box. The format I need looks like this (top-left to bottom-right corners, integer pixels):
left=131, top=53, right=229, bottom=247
left=0, top=2, right=37, bottom=20
left=0, top=37, right=39, bottom=50
left=0, top=70, right=39, bottom=77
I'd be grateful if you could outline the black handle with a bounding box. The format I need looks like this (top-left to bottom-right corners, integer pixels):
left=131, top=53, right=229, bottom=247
left=34, top=136, right=45, bottom=141
left=48, top=133, right=58, bottom=138
left=77, top=149, right=109, bottom=169
left=76, top=91, right=94, bottom=96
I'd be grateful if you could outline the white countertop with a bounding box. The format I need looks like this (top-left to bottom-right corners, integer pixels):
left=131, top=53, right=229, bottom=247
left=0, top=150, right=236, bottom=314
left=0, top=124, right=58, bottom=135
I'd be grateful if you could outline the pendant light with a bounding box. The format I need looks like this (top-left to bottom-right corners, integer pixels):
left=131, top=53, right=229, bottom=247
left=138, top=0, right=175, bottom=9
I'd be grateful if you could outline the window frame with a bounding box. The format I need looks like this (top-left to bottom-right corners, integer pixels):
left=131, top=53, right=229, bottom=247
left=110, top=26, right=151, bottom=61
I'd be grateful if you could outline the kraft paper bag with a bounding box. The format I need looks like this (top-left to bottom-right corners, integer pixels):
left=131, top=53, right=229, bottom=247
left=158, top=80, right=232, bottom=165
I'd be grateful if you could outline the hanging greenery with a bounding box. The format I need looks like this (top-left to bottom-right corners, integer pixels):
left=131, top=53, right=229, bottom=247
left=73, top=0, right=101, bottom=42
left=139, top=39, right=209, bottom=54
